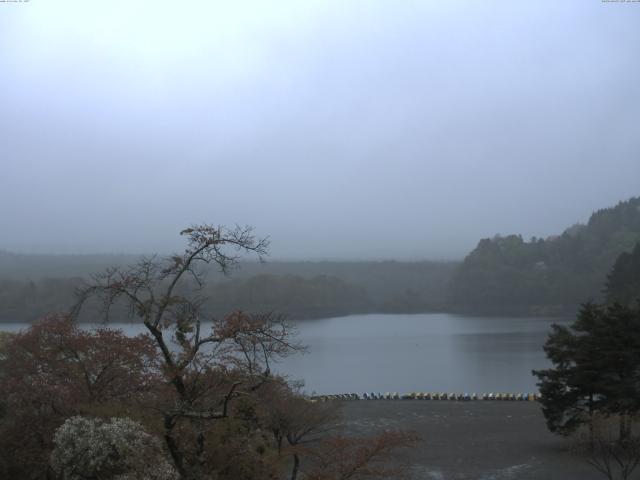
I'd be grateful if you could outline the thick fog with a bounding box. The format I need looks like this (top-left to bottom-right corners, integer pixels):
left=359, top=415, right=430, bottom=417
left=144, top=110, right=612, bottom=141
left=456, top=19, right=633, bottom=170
left=1, top=1, right=639, bottom=260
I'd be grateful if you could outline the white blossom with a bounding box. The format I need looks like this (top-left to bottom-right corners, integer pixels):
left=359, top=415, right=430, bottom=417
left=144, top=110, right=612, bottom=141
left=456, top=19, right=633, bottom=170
left=51, top=416, right=178, bottom=480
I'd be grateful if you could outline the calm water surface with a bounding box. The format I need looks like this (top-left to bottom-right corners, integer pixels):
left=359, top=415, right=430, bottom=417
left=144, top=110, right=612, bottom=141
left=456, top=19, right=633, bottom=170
left=1, top=313, right=564, bottom=395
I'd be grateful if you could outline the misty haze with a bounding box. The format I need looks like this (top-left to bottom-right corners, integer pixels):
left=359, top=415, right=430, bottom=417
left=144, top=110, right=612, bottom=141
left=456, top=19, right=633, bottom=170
left=1, top=2, right=639, bottom=480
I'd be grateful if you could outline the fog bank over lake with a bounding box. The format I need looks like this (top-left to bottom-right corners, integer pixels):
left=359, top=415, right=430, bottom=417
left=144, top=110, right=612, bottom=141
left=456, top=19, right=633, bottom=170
left=2, top=1, right=639, bottom=259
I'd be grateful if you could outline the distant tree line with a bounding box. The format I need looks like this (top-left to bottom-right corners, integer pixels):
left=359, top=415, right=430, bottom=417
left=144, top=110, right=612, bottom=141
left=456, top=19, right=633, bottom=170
left=0, top=275, right=372, bottom=323
left=0, top=277, right=84, bottom=322
left=0, top=263, right=456, bottom=323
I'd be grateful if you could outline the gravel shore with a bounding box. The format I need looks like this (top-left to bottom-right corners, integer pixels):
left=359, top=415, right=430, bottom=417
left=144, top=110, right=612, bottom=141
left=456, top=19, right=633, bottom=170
left=338, top=400, right=603, bottom=480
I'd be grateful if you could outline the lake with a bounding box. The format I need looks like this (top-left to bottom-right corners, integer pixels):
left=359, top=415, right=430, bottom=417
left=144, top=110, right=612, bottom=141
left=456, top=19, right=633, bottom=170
left=1, top=313, right=564, bottom=395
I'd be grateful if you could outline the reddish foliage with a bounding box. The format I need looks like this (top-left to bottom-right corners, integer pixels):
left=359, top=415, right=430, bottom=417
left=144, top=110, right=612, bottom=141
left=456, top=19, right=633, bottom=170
left=3, top=314, right=160, bottom=405
left=0, top=314, right=162, bottom=478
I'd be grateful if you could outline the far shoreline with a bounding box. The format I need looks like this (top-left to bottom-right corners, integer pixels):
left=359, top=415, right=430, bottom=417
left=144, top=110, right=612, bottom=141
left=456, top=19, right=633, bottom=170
left=0, top=305, right=576, bottom=325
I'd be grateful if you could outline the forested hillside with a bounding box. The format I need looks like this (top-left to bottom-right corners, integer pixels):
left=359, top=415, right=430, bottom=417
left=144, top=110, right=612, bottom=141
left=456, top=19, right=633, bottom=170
left=450, top=197, right=640, bottom=313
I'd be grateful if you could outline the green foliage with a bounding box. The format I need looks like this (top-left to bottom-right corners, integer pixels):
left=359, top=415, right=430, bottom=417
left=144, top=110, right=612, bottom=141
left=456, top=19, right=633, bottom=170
left=605, top=242, right=640, bottom=307
left=451, top=197, right=640, bottom=311
left=533, top=302, right=640, bottom=437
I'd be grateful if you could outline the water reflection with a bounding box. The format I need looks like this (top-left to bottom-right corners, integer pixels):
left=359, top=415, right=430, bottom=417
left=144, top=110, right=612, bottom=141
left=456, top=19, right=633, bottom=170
left=275, top=313, right=566, bottom=394
left=1, top=313, right=566, bottom=395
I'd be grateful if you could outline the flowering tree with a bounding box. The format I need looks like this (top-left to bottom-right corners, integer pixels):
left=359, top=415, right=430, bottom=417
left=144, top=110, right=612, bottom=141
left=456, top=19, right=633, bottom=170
left=50, top=416, right=178, bottom=480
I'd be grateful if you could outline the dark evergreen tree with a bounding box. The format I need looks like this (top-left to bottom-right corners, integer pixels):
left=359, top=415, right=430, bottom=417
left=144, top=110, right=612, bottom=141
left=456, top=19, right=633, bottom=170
left=605, top=242, right=640, bottom=307
left=533, top=303, right=601, bottom=436
left=533, top=302, right=640, bottom=440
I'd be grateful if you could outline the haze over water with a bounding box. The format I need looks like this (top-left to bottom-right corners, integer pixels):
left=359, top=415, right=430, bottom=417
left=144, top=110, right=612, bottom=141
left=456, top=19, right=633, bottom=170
left=1, top=313, right=562, bottom=394
left=277, top=314, right=561, bottom=394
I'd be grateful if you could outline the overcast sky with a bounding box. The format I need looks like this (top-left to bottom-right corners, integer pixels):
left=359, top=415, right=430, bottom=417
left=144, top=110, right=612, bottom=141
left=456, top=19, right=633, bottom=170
left=1, top=1, right=639, bottom=260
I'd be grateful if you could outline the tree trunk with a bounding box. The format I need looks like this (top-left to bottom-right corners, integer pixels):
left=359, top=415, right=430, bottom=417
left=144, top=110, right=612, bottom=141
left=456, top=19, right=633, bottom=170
left=619, top=413, right=629, bottom=442
left=290, top=453, right=300, bottom=480
left=589, top=393, right=594, bottom=446
left=164, top=414, right=187, bottom=478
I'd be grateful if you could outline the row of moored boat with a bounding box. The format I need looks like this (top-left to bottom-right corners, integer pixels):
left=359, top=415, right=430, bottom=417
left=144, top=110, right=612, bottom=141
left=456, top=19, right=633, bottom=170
left=311, top=392, right=540, bottom=402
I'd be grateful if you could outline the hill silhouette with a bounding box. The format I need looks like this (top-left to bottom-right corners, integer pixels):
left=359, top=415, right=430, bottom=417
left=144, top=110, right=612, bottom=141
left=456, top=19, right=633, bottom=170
left=450, top=197, right=640, bottom=313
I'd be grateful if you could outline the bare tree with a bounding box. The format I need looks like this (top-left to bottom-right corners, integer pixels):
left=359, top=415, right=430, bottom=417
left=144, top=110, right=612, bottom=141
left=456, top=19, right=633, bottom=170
left=300, top=430, right=421, bottom=480
left=575, top=416, right=640, bottom=480
left=585, top=435, right=640, bottom=480
left=261, top=381, right=340, bottom=480
left=72, top=224, right=302, bottom=480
